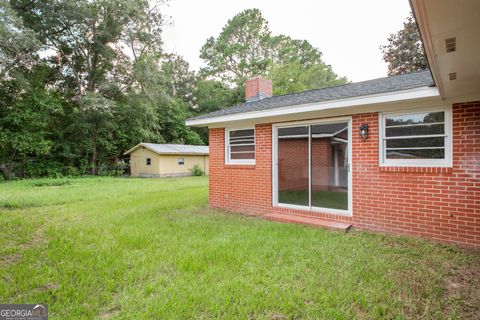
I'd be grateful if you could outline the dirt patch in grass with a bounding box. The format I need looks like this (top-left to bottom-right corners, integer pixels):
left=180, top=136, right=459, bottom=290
left=41, top=283, right=60, bottom=291
left=0, top=253, right=21, bottom=267
left=99, top=306, right=121, bottom=319
left=442, top=250, right=480, bottom=319
left=18, top=231, right=47, bottom=250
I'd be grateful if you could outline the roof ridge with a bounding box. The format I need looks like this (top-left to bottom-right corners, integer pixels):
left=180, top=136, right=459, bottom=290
left=254, top=69, right=432, bottom=101
left=143, top=142, right=207, bottom=146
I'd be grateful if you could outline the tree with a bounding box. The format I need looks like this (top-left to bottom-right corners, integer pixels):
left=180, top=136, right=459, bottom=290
left=11, top=0, right=163, bottom=97
left=0, top=67, right=62, bottom=179
left=380, top=13, right=428, bottom=75
left=268, top=62, right=347, bottom=95
left=267, top=35, right=347, bottom=94
left=0, top=0, right=39, bottom=79
left=200, top=8, right=271, bottom=85
left=199, top=8, right=346, bottom=94
left=161, top=54, right=197, bottom=107
left=8, top=0, right=195, bottom=176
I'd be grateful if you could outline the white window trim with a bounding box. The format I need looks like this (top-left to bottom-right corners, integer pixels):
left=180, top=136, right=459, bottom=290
left=272, top=117, right=352, bottom=216
left=225, top=127, right=256, bottom=165
left=378, top=106, right=452, bottom=167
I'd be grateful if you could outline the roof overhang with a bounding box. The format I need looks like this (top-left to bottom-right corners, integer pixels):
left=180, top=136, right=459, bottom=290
left=124, top=143, right=145, bottom=155
left=186, top=86, right=440, bottom=127
left=411, top=0, right=480, bottom=100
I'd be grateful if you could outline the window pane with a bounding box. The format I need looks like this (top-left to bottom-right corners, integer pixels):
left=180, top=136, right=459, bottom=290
left=230, top=145, right=255, bottom=153
left=228, top=128, right=255, bottom=162
left=311, top=131, right=348, bottom=210
left=230, top=152, right=255, bottom=159
left=386, top=111, right=444, bottom=126
left=230, top=129, right=254, bottom=138
left=229, top=138, right=254, bottom=145
left=386, top=148, right=445, bottom=159
left=229, top=129, right=254, bottom=145
left=386, top=123, right=444, bottom=137
left=278, top=126, right=308, bottom=137
left=311, top=122, right=348, bottom=136
left=278, top=126, right=309, bottom=206
left=386, top=137, right=444, bottom=148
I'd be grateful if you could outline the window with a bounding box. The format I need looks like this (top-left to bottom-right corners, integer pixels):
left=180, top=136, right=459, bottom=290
left=225, top=128, right=255, bottom=164
left=178, top=158, right=184, bottom=165
left=379, top=108, right=451, bottom=166
left=146, top=158, right=151, bottom=166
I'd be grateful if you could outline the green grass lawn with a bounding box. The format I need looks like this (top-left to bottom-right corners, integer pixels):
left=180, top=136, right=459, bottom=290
left=279, top=189, right=348, bottom=210
left=1, top=177, right=479, bottom=319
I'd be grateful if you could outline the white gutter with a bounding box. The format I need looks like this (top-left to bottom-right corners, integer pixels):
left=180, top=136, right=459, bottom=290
left=186, top=86, right=440, bottom=127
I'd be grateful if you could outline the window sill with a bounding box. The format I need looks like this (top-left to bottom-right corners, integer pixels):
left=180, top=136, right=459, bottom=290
left=379, top=166, right=452, bottom=174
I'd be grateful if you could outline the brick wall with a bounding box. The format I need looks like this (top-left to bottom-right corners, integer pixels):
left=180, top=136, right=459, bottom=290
left=209, top=124, right=272, bottom=215
left=208, top=101, right=480, bottom=246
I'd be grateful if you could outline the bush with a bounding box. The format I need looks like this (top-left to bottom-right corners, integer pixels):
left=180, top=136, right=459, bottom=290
left=23, top=160, right=64, bottom=179
left=64, top=166, right=81, bottom=177
left=99, top=161, right=128, bottom=176
left=189, top=164, right=204, bottom=176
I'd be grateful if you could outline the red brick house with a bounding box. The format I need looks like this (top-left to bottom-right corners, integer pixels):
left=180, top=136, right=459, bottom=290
left=186, top=0, right=480, bottom=247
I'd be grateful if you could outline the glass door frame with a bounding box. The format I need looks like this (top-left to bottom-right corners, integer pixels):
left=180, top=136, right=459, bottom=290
left=272, top=116, right=352, bottom=216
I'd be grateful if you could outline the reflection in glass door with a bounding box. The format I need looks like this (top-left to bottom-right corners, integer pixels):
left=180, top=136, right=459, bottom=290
left=276, top=120, right=350, bottom=212
left=310, top=122, right=348, bottom=210
left=277, top=126, right=309, bottom=207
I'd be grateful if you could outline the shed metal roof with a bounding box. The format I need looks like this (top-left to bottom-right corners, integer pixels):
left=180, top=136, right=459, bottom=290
left=124, top=143, right=209, bottom=156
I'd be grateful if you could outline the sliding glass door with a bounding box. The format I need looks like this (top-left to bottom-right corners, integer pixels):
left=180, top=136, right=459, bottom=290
left=277, top=126, right=309, bottom=206
left=274, top=119, right=351, bottom=214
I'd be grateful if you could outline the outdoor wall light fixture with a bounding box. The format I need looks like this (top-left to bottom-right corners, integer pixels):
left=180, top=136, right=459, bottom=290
left=359, top=124, right=369, bottom=140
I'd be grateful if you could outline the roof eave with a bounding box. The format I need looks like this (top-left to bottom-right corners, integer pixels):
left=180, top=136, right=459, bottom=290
left=409, top=0, right=444, bottom=98
left=124, top=143, right=144, bottom=155
left=186, top=86, right=440, bottom=127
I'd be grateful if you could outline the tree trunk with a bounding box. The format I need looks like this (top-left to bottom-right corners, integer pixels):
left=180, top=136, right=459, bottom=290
left=5, top=150, right=16, bottom=180
left=6, top=160, right=14, bottom=180
left=90, top=149, right=97, bottom=175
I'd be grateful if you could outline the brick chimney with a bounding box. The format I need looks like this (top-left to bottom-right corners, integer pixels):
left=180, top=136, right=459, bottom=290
left=245, top=76, right=272, bottom=102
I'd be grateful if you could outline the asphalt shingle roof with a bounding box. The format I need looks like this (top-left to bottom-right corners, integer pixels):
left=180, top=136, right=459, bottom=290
left=188, top=70, right=434, bottom=121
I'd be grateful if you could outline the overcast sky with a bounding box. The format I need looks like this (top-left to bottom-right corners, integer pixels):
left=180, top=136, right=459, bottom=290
left=162, top=0, right=411, bottom=82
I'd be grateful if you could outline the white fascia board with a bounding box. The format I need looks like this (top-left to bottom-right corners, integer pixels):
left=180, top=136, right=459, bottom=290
left=410, top=0, right=444, bottom=98
left=185, top=86, right=440, bottom=127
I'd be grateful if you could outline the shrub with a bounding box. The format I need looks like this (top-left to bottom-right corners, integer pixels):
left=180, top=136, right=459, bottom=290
left=23, top=160, right=64, bottom=179
left=99, top=161, right=128, bottom=176
left=189, top=164, right=204, bottom=176
left=64, top=166, right=81, bottom=177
